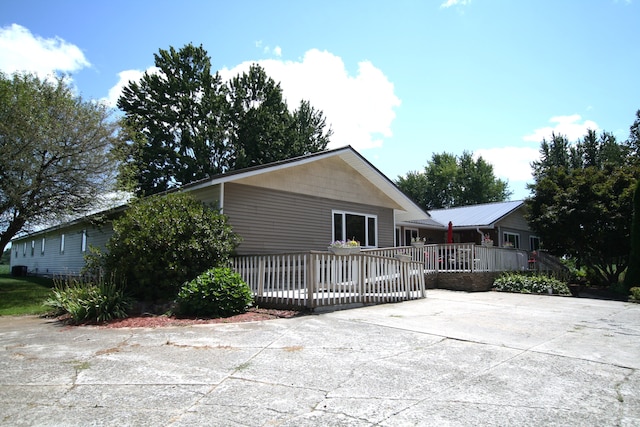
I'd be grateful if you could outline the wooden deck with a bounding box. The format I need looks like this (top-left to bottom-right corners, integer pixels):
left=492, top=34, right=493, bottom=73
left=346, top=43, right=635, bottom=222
left=232, top=244, right=531, bottom=310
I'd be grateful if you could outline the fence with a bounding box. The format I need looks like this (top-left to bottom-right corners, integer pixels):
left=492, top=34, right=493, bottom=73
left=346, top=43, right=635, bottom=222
left=232, top=251, right=426, bottom=310
left=363, top=244, right=529, bottom=273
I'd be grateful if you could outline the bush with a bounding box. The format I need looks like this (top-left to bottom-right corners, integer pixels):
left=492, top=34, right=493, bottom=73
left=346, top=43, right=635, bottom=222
left=493, top=272, right=571, bottom=295
left=101, top=192, right=241, bottom=301
left=45, top=276, right=132, bottom=324
left=176, top=267, right=253, bottom=318
left=629, top=287, right=640, bottom=303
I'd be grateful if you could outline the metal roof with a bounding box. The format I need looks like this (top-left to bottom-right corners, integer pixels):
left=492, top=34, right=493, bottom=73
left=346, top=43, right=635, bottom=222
left=427, top=200, right=525, bottom=228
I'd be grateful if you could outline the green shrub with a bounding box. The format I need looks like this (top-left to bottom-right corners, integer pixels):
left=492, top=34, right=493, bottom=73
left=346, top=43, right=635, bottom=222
left=176, top=267, right=253, bottom=318
left=101, top=192, right=241, bottom=301
left=630, top=287, right=640, bottom=302
left=493, top=272, right=571, bottom=295
left=45, top=276, right=132, bottom=324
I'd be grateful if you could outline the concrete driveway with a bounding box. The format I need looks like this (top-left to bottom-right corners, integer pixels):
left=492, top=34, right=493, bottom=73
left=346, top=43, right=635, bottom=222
left=1, top=290, right=639, bottom=426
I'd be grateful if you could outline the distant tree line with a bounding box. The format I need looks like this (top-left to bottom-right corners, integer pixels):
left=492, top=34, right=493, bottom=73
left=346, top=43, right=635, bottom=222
left=395, top=151, right=511, bottom=210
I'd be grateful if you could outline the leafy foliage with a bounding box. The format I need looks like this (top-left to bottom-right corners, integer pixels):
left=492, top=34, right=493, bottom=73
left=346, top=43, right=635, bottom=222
left=527, top=126, right=640, bottom=286
left=176, top=267, right=253, bottom=317
left=45, top=276, right=131, bottom=324
left=624, top=179, right=640, bottom=292
left=629, top=287, right=640, bottom=303
left=0, top=72, right=119, bottom=252
left=396, top=151, right=511, bottom=210
left=117, top=44, right=331, bottom=196
left=100, top=192, right=240, bottom=301
left=493, top=272, right=570, bottom=295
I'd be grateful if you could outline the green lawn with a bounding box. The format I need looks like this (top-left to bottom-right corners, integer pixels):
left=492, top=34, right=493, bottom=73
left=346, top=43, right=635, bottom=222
left=0, top=265, right=55, bottom=316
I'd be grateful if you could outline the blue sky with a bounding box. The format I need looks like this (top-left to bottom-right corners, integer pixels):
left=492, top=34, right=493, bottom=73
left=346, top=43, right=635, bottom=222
left=1, top=0, right=639, bottom=200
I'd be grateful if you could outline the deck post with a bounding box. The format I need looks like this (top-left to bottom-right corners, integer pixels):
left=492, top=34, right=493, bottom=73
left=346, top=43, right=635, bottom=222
left=306, top=252, right=316, bottom=309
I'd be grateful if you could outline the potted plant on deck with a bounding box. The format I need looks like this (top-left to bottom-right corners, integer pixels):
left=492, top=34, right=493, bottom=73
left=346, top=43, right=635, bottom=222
left=328, top=239, right=361, bottom=255
left=411, top=237, right=425, bottom=247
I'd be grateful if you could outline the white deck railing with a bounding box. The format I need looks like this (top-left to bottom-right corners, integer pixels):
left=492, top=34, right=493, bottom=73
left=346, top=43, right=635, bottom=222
left=232, top=244, right=528, bottom=309
left=232, top=251, right=426, bottom=309
left=363, top=244, right=529, bottom=273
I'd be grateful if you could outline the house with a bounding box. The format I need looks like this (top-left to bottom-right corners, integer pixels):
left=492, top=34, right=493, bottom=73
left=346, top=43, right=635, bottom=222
left=409, top=200, right=539, bottom=251
left=9, top=146, right=434, bottom=276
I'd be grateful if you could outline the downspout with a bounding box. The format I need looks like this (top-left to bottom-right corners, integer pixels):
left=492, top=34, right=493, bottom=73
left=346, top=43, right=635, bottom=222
left=219, top=182, right=225, bottom=214
left=476, top=228, right=484, bottom=244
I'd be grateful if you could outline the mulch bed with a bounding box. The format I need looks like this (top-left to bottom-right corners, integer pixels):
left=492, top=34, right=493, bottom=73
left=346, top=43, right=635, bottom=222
left=57, top=308, right=305, bottom=329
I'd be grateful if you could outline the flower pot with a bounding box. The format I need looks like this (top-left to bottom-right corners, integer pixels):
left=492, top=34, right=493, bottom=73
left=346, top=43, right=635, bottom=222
left=411, top=242, right=424, bottom=247
left=329, top=246, right=360, bottom=255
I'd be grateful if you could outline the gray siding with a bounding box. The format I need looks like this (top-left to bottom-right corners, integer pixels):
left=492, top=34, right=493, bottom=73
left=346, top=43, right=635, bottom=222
left=224, top=183, right=395, bottom=255
left=10, top=222, right=114, bottom=276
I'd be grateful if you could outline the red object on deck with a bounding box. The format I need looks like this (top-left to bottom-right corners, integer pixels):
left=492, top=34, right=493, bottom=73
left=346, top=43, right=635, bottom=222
left=447, top=221, right=453, bottom=243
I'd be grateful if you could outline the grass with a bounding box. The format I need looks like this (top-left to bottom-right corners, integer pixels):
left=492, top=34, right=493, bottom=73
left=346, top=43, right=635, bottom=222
left=0, top=265, right=55, bottom=316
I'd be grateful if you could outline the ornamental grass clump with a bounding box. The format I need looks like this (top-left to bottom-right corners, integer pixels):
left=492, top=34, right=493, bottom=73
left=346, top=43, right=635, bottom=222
left=45, top=276, right=132, bottom=324
left=493, top=272, right=571, bottom=295
left=176, top=267, right=253, bottom=318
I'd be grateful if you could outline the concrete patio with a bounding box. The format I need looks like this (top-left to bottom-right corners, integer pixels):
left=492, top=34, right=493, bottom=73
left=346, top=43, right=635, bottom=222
left=1, top=290, right=639, bottom=426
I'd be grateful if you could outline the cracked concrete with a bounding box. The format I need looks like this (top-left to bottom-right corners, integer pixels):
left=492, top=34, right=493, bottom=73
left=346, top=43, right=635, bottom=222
left=1, top=289, right=639, bottom=426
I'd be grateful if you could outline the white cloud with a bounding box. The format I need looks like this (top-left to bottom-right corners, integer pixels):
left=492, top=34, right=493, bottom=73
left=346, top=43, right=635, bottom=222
left=523, top=114, right=599, bottom=143
left=219, top=49, right=401, bottom=150
left=105, top=49, right=401, bottom=150
left=474, top=146, right=540, bottom=182
left=273, top=46, right=282, bottom=57
left=440, top=0, right=471, bottom=8
left=0, top=24, right=90, bottom=79
left=102, top=67, right=159, bottom=107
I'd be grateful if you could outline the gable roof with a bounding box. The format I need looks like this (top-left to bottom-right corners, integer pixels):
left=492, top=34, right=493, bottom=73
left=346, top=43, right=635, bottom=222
left=185, top=145, right=431, bottom=222
left=12, top=146, right=431, bottom=241
left=427, top=200, right=525, bottom=228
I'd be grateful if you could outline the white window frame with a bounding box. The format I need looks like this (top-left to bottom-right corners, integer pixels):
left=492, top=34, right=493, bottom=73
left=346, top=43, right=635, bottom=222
left=41, top=237, right=46, bottom=255
left=23, top=242, right=27, bottom=256
left=529, top=235, right=540, bottom=251
left=332, top=210, right=378, bottom=248
left=404, top=228, right=419, bottom=246
left=31, top=240, right=35, bottom=257
left=502, top=231, right=520, bottom=249
left=81, top=230, right=87, bottom=252
left=60, top=234, right=65, bottom=254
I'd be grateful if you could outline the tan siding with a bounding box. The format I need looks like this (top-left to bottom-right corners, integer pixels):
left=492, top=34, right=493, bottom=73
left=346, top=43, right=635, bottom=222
left=497, top=207, right=530, bottom=230
left=234, top=156, right=402, bottom=209
left=224, top=183, right=394, bottom=255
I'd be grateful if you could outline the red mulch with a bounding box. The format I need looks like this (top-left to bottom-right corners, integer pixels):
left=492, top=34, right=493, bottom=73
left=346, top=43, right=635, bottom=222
left=50, top=308, right=304, bottom=328
left=61, top=308, right=304, bottom=329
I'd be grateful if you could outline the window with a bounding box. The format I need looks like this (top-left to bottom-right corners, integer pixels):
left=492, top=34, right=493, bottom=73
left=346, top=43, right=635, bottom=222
left=41, top=237, right=46, bottom=255
left=529, top=236, right=540, bottom=251
left=503, top=232, right=520, bottom=249
left=81, top=230, right=87, bottom=252
left=404, top=228, right=418, bottom=246
left=23, top=242, right=27, bottom=256
left=60, top=234, right=65, bottom=254
left=332, top=210, right=377, bottom=247
left=31, top=240, right=35, bottom=256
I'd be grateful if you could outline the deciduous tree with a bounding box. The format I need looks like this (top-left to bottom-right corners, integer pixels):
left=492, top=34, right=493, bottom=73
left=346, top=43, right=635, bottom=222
left=0, top=72, right=118, bottom=252
left=396, top=151, right=511, bottom=210
left=527, top=127, right=639, bottom=286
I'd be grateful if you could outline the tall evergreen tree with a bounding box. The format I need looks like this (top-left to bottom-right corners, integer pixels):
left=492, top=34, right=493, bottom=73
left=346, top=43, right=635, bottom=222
left=117, top=46, right=331, bottom=196
left=117, top=43, right=228, bottom=196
